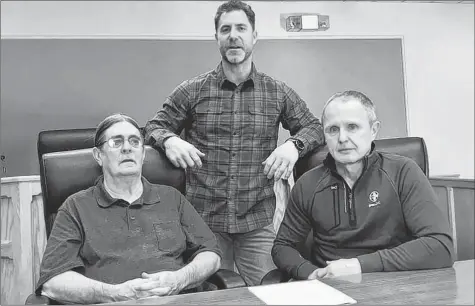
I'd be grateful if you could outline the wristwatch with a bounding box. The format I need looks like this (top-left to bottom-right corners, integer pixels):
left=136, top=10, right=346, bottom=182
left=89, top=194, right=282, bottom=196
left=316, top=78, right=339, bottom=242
left=287, top=138, right=304, bottom=152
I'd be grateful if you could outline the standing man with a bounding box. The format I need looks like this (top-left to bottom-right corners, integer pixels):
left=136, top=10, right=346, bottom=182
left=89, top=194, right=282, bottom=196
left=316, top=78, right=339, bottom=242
left=145, top=0, right=323, bottom=286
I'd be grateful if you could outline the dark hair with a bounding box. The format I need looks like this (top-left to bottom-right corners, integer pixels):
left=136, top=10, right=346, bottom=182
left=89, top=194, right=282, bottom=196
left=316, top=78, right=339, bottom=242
left=214, top=0, right=256, bottom=32
left=94, top=113, right=141, bottom=148
left=322, top=90, right=377, bottom=125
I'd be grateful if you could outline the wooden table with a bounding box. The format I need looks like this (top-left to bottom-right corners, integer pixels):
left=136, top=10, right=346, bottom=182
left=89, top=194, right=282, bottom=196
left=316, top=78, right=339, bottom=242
left=321, top=260, right=474, bottom=305
left=105, top=260, right=474, bottom=305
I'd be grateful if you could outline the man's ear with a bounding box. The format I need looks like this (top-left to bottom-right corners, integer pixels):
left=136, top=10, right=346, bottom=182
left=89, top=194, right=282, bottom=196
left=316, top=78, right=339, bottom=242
left=92, top=147, right=103, bottom=167
left=371, top=121, right=381, bottom=140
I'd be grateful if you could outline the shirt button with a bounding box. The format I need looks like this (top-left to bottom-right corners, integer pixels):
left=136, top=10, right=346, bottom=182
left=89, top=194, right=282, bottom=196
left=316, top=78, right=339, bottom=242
left=233, top=131, right=238, bottom=136
left=130, top=216, right=135, bottom=220
left=231, top=175, right=235, bottom=179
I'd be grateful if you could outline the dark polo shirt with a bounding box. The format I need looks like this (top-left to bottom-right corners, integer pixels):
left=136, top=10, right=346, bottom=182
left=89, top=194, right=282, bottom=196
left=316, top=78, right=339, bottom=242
left=36, top=176, right=221, bottom=293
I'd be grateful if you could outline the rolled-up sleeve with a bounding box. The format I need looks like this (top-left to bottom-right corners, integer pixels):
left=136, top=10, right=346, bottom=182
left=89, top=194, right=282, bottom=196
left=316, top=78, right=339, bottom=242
left=144, top=80, right=191, bottom=151
left=280, top=83, right=324, bottom=157
left=35, top=203, right=84, bottom=294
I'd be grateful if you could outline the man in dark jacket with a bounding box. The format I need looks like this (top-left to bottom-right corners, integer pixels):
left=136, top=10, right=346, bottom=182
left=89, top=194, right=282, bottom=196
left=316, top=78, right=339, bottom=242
left=272, top=90, right=454, bottom=280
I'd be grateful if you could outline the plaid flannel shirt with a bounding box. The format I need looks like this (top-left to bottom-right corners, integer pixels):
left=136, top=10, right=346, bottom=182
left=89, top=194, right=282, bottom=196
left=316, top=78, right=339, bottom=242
left=145, top=63, right=323, bottom=233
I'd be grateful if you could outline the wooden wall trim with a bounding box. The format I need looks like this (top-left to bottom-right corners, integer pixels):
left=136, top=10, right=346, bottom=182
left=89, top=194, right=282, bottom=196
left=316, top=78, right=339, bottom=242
left=1, top=178, right=46, bottom=304
left=430, top=177, right=475, bottom=189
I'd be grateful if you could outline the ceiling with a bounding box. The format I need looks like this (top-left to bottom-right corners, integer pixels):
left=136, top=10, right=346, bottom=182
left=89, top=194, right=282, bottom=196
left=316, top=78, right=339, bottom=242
left=244, top=0, right=474, bottom=3
left=344, top=0, right=473, bottom=2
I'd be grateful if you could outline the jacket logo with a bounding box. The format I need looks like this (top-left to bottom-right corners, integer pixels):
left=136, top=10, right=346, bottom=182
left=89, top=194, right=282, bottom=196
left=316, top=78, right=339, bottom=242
left=368, top=191, right=381, bottom=208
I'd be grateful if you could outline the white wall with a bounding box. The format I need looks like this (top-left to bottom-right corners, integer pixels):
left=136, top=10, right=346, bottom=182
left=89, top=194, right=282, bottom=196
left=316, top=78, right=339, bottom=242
left=1, top=1, right=474, bottom=178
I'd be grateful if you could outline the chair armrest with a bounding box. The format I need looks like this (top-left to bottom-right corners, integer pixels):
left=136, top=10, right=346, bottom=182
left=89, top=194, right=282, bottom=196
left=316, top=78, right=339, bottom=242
left=207, top=269, right=247, bottom=289
left=25, top=294, right=52, bottom=305
left=260, top=269, right=291, bottom=285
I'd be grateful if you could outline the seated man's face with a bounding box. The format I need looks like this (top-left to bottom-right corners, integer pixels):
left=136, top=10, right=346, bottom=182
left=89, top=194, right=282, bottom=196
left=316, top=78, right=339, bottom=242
left=323, top=98, right=379, bottom=165
left=95, top=121, right=145, bottom=177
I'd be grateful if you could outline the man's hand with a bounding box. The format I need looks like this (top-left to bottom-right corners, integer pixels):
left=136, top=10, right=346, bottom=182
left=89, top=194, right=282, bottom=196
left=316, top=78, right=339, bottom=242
left=113, top=277, right=171, bottom=301
left=135, top=271, right=187, bottom=296
left=164, top=136, right=205, bottom=169
left=308, top=258, right=362, bottom=280
left=262, top=141, right=299, bottom=180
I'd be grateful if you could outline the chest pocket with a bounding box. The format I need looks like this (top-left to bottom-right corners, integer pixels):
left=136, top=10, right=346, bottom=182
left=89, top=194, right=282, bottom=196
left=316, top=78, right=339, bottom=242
left=193, top=106, right=224, bottom=137
left=153, top=220, right=186, bottom=254
left=246, top=104, right=280, bottom=138
left=312, top=185, right=341, bottom=233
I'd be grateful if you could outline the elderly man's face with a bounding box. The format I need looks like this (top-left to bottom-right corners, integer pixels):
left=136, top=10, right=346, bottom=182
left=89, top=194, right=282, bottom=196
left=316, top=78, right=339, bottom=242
left=215, top=10, right=257, bottom=65
left=94, top=121, right=145, bottom=178
left=323, top=98, right=379, bottom=165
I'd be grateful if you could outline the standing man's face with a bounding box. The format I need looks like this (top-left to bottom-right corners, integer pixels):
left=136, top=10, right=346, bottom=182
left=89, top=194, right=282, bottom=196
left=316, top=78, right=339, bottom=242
left=215, top=10, right=257, bottom=65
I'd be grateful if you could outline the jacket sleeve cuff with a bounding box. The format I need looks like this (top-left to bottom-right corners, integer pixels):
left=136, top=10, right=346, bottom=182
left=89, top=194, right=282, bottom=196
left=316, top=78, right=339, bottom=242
left=295, top=260, right=318, bottom=279
left=357, top=252, right=384, bottom=273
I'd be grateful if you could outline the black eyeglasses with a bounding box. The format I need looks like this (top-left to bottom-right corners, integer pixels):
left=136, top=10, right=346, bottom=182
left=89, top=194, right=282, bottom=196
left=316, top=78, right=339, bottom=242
left=98, top=136, right=143, bottom=149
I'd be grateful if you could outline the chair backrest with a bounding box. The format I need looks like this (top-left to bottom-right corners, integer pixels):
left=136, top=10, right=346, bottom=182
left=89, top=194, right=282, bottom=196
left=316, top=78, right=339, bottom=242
left=293, top=136, right=429, bottom=260
left=38, top=129, right=184, bottom=237
left=37, top=128, right=98, bottom=222
left=294, top=136, right=429, bottom=181
left=37, top=128, right=146, bottom=202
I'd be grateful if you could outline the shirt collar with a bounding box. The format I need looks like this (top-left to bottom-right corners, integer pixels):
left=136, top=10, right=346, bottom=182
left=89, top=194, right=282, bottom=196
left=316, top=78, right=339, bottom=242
left=93, top=175, right=161, bottom=208
left=215, top=62, right=257, bottom=89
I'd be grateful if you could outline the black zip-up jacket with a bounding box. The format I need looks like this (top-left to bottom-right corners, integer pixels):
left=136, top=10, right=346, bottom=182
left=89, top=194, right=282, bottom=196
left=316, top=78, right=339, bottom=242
left=272, top=146, right=455, bottom=279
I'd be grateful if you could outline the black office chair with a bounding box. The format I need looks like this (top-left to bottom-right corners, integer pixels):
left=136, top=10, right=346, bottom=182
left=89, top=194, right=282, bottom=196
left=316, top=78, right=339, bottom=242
left=37, top=128, right=97, bottom=236
left=261, top=137, right=430, bottom=285
left=26, top=129, right=246, bottom=305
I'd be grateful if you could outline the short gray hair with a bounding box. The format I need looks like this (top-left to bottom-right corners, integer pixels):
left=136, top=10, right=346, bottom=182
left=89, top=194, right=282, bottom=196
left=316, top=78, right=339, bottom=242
left=321, top=90, right=377, bottom=125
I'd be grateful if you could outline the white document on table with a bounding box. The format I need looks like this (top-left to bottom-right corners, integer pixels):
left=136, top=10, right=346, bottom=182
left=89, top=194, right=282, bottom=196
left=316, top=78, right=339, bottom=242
left=248, top=279, right=357, bottom=305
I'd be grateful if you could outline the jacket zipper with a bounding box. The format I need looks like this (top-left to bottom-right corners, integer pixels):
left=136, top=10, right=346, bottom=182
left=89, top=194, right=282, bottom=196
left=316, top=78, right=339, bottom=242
left=349, top=190, right=353, bottom=212
left=343, top=184, right=348, bottom=213
left=330, top=155, right=368, bottom=228
left=343, top=183, right=357, bottom=226
left=348, top=189, right=355, bottom=226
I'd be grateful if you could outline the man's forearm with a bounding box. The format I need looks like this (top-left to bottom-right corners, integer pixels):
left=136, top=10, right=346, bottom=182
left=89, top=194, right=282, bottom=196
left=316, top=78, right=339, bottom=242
left=358, top=235, right=454, bottom=272
left=41, top=271, right=119, bottom=304
left=176, top=251, right=221, bottom=290
left=272, top=244, right=317, bottom=280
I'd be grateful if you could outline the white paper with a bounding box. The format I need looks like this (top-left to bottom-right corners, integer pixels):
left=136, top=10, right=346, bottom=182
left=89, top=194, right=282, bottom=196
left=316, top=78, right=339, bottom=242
left=248, top=279, right=357, bottom=305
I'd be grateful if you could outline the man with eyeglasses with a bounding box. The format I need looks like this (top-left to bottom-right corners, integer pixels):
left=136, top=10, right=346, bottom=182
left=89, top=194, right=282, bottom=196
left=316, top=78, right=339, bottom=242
left=35, top=114, right=222, bottom=304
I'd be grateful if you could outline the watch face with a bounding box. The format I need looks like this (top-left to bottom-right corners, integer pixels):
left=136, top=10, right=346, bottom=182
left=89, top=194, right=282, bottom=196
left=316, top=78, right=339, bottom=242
left=293, top=139, right=304, bottom=150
